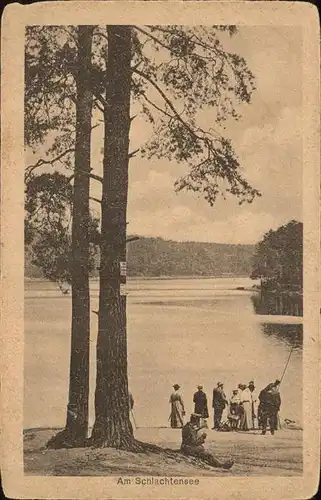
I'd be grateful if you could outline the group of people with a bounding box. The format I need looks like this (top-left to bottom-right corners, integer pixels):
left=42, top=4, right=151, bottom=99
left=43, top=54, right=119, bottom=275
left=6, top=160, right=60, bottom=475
left=227, top=380, right=282, bottom=434
left=169, top=379, right=282, bottom=435
left=167, top=380, right=283, bottom=470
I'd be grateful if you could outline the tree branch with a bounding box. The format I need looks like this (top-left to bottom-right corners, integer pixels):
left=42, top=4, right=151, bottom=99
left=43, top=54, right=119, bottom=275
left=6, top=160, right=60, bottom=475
left=60, top=26, right=79, bottom=47
left=89, top=196, right=102, bottom=204
left=94, top=93, right=108, bottom=109
left=126, top=236, right=140, bottom=243
left=92, top=122, right=103, bottom=131
left=89, top=172, right=103, bottom=184
left=93, top=30, right=108, bottom=43
left=151, top=26, right=236, bottom=73
left=133, top=69, right=228, bottom=168
left=25, top=148, right=75, bottom=180
left=141, top=93, right=173, bottom=120
left=150, top=26, right=213, bottom=53
left=94, top=99, right=105, bottom=113
left=132, top=68, right=201, bottom=143
left=128, top=148, right=140, bottom=159
left=133, top=26, right=172, bottom=53
left=26, top=121, right=102, bottom=180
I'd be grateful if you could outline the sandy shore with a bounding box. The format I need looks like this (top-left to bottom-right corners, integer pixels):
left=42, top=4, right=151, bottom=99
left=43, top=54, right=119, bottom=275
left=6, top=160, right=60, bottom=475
left=24, top=426, right=302, bottom=477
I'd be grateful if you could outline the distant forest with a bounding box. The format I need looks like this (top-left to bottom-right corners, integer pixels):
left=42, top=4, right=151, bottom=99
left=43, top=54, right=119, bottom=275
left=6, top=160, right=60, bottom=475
left=25, top=236, right=255, bottom=278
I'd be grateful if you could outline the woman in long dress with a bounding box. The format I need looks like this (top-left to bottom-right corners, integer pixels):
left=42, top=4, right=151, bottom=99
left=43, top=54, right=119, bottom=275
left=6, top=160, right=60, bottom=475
left=169, top=384, right=185, bottom=428
left=248, top=381, right=258, bottom=429
left=239, top=384, right=253, bottom=431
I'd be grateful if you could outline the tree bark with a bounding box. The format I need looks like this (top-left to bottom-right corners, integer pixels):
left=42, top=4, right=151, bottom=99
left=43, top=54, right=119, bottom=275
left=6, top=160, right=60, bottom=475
left=90, top=26, right=140, bottom=450
left=48, top=26, right=94, bottom=448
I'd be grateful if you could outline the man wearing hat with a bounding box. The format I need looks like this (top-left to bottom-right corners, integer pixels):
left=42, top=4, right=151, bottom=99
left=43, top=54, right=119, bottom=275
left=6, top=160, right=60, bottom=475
left=169, top=384, right=185, bottom=428
left=212, top=382, right=228, bottom=430
left=258, top=381, right=281, bottom=435
left=274, top=379, right=281, bottom=389
left=193, top=385, right=209, bottom=420
left=181, top=413, right=234, bottom=469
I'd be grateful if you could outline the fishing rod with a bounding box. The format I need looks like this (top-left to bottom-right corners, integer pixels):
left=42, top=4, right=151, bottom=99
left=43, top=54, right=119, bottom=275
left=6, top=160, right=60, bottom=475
left=272, top=344, right=295, bottom=431
left=279, top=344, right=296, bottom=384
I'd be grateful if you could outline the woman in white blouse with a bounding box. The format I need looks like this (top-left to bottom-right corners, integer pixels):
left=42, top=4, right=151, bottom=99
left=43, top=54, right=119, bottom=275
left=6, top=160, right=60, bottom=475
left=239, top=384, right=253, bottom=431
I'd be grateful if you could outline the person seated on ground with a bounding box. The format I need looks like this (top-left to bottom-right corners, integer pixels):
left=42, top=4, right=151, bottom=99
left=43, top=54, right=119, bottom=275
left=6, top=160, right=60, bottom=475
left=180, top=413, right=234, bottom=469
left=228, top=389, right=242, bottom=430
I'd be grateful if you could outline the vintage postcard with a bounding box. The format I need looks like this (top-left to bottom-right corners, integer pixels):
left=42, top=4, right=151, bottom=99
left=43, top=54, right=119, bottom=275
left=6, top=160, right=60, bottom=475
left=1, top=1, right=320, bottom=499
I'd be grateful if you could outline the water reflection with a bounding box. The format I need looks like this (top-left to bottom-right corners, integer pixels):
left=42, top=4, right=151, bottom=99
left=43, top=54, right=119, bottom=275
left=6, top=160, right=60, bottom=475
left=260, top=323, right=303, bottom=349
left=251, top=291, right=303, bottom=317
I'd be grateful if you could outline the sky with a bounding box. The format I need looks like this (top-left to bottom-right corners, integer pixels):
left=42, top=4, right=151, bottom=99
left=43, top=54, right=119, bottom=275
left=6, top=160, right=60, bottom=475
left=27, top=25, right=303, bottom=245
left=122, top=25, right=303, bottom=245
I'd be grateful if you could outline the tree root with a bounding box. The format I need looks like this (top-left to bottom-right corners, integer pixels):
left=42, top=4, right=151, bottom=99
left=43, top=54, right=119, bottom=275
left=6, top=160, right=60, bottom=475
left=47, top=433, right=223, bottom=472
left=141, top=444, right=217, bottom=471
left=87, top=437, right=217, bottom=471
left=47, top=428, right=86, bottom=449
left=87, top=435, right=147, bottom=452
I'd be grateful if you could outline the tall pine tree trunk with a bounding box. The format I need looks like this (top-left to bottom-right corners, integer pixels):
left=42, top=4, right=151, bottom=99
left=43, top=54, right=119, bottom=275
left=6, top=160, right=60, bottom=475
left=90, top=26, right=139, bottom=450
left=48, top=26, right=94, bottom=448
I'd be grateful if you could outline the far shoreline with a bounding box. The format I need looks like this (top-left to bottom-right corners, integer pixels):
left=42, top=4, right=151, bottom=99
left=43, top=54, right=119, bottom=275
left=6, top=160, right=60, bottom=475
left=25, top=275, right=256, bottom=282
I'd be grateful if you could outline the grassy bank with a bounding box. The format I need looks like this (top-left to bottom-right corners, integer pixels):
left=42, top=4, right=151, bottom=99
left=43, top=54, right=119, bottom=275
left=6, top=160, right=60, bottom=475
left=24, top=426, right=302, bottom=477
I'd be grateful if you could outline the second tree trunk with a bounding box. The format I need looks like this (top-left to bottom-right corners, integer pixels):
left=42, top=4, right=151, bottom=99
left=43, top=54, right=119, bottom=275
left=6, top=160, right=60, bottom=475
left=91, top=26, right=135, bottom=449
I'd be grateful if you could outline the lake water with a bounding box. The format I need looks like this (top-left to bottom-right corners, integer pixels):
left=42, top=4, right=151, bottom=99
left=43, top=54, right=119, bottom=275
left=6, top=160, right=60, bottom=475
left=24, top=277, right=303, bottom=430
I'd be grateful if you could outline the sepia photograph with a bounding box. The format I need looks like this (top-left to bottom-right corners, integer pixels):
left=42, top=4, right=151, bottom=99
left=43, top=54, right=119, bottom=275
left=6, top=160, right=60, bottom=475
left=1, top=1, right=319, bottom=499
